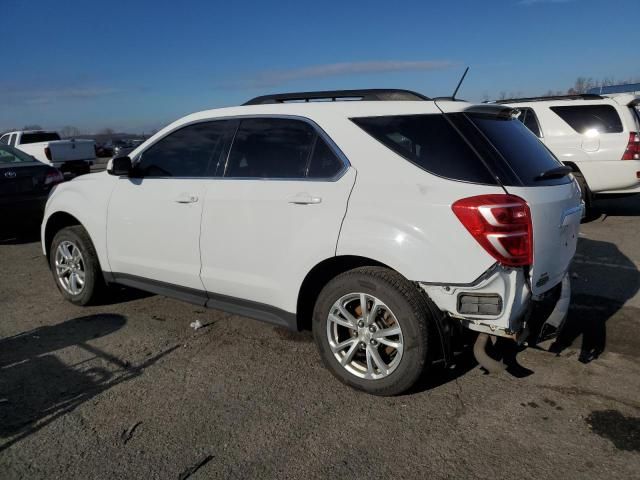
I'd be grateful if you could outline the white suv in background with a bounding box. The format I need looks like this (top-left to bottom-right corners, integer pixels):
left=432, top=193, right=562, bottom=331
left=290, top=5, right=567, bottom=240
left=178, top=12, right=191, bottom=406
left=41, top=89, right=582, bottom=395
left=500, top=94, right=640, bottom=210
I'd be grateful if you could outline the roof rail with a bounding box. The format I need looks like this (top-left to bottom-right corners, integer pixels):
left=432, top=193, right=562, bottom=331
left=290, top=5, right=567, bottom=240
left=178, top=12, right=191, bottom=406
left=243, top=89, right=429, bottom=105
left=492, top=93, right=604, bottom=104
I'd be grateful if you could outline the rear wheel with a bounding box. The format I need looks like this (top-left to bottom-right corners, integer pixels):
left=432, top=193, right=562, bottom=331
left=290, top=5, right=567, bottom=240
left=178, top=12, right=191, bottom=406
left=573, top=171, right=594, bottom=220
left=312, top=266, right=433, bottom=396
left=50, top=225, right=105, bottom=305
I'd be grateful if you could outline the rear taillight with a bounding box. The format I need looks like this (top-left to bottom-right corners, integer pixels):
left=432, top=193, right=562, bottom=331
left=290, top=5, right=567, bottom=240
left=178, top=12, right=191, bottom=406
left=452, top=194, right=533, bottom=267
left=44, top=146, right=52, bottom=161
left=44, top=169, right=64, bottom=186
left=622, top=132, right=640, bottom=160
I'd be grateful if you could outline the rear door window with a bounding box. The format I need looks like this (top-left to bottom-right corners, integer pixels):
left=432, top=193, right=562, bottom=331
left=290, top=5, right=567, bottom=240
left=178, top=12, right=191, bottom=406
left=307, top=136, right=344, bottom=178
left=20, top=132, right=61, bottom=144
left=225, top=118, right=315, bottom=179
left=352, top=114, right=498, bottom=185
left=550, top=105, right=623, bottom=134
left=136, top=120, right=237, bottom=177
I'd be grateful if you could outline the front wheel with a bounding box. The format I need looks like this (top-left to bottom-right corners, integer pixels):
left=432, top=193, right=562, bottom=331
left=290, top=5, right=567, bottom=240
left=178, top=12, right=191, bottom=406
left=313, top=266, right=434, bottom=396
left=50, top=225, right=105, bottom=305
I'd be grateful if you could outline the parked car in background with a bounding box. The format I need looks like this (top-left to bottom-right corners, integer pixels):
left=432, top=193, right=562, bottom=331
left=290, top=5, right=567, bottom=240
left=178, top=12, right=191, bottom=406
left=112, top=139, right=145, bottom=158
left=95, top=142, right=114, bottom=158
left=42, top=89, right=582, bottom=395
left=0, top=144, right=64, bottom=225
left=498, top=94, right=640, bottom=211
left=587, top=82, right=640, bottom=96
left=0, top=130, right=96, bottom=177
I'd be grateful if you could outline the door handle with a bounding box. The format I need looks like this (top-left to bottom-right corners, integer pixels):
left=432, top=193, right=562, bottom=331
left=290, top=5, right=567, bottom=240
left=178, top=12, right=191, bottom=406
left=288, top=193, right=322, bottom=205
left=174, top=193, right=199, bottom=204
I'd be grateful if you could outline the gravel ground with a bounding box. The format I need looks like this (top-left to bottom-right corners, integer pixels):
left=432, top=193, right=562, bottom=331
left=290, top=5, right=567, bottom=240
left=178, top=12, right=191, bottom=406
left=0, top=193, right=639, bottom=480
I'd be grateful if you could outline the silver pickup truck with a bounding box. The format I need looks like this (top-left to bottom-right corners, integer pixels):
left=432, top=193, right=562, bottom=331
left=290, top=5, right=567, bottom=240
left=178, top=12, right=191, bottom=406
left=0, top=130, right=96, bottom=176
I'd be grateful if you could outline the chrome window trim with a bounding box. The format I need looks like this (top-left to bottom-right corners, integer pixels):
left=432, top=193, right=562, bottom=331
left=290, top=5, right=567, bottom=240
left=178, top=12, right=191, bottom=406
left=131, top=114, right=351, bottom=182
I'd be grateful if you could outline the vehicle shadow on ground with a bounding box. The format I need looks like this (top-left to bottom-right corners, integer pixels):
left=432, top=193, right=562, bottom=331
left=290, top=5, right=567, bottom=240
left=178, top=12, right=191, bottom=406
left=585, top=195, right=640, bottom=223
left=411, top=235, right=639, bottom=393
left=550, top=236, right=640, bottom=362
left=0, top=220, right=42, bottom=245
left=0, top=314, right=178, bottom=452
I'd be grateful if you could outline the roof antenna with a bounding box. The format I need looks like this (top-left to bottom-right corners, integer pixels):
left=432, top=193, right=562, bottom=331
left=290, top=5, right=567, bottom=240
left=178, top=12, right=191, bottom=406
left=451, top=66, right=469, bottom=100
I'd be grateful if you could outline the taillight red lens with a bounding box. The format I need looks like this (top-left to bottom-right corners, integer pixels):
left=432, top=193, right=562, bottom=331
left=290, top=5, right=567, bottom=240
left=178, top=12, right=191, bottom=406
left=44, top=146, right=52, bottom=161
left=622, top=132, right=640, bottom=160
left=44, top=169, right=64, bottom=185
left=452, top=194, right=533, bottom=267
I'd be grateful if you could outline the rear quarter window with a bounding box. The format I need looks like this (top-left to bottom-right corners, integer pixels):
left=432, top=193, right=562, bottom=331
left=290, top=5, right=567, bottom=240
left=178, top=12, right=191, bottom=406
left=550, top=105, right=623, bottom=134
left=351, top=114, right=498, bottom=185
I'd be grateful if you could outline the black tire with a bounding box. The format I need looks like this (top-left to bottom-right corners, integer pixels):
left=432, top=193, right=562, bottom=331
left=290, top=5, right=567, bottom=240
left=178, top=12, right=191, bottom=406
left=312, top=266, right=435, bottom=396
left=49, top=225, right=105, bottom=306
left=573, top=171, right=594, bottom=220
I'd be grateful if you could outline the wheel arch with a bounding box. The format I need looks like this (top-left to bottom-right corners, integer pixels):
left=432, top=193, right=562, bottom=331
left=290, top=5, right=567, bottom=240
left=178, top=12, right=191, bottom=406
left=296, top=255, right=388, bottom=331
left=44, top=211, right=83, bottom=260
left=562, top=161, right=581, bottom=173
left=297, top=255, right=453, bottom=366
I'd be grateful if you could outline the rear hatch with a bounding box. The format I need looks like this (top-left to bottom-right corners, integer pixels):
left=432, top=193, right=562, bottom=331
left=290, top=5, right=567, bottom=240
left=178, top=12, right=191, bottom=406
left=47, top=139, right=96, bottom=162
left=439, top=102, right=582, bottom=295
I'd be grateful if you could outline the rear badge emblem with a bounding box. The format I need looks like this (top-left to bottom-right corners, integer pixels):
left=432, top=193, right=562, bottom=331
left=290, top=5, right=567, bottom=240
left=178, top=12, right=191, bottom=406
left=4, top=171, right=16, bottom=178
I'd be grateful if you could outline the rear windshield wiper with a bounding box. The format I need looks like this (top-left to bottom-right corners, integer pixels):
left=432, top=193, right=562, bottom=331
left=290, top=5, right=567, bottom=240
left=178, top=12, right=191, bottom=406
left=534, top=165, right=573, bottom=181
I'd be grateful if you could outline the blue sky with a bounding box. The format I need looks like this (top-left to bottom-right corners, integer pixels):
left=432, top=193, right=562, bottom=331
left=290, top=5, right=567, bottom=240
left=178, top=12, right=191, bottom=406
left=2, top=0, right=638, bottom=133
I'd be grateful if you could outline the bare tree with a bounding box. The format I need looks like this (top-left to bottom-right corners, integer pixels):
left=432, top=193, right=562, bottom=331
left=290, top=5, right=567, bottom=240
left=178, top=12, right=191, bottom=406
left=568, top=77, right=595, bottom=95
left=60, top=126, right=80, bottom=138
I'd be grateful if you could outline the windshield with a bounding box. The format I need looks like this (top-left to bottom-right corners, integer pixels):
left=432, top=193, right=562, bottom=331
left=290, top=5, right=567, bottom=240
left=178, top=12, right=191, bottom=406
left=20, top=132, right=60, bottom=144
left=0, top=145, right=38, bottom=164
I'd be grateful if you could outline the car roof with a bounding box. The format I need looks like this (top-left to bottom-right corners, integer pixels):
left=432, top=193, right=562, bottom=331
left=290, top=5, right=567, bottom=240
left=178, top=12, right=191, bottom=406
left=177, top=99, right=512, bottom=123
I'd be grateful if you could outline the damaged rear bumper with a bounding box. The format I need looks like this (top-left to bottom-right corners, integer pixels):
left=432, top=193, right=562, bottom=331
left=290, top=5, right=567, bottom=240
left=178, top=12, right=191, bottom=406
left=420, top=266, right=570, bottom=342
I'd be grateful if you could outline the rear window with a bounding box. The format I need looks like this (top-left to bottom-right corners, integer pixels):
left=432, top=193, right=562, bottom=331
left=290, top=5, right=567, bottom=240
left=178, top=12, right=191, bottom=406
left=550, top=105, right=623, bottom=134
left=465, top=114, right=569, bottom=186
left=351, top=114, right=497, bottom=185
left=20, top=132, right=61, bottom=144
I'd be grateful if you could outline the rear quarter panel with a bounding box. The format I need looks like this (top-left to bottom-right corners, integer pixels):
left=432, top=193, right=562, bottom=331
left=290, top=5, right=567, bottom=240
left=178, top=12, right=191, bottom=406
left=323, top=115, right=502, bottom=284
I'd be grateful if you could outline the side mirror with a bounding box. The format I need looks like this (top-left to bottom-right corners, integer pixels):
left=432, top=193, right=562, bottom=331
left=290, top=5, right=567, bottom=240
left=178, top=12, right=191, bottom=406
left=108, top=156, right=132, bottom=176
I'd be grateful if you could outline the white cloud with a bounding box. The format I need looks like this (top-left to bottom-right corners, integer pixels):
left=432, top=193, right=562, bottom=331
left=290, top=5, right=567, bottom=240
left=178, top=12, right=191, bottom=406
left=518, top=0, right=574, bottom=5
left=244, top=60, right=454, bottom=88
left=2, top=86, right=121, bottom=106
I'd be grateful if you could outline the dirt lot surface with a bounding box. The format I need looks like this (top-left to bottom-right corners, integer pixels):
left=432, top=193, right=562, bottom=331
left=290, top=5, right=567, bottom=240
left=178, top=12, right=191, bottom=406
left=1, top=194, right=639, bottom=479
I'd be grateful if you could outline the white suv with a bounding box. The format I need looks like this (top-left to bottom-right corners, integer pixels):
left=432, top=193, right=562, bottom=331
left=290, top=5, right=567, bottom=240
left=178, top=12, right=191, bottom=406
left=42, top=89, right=582, bottom=395
left=500, top=94, right=640, bottom=210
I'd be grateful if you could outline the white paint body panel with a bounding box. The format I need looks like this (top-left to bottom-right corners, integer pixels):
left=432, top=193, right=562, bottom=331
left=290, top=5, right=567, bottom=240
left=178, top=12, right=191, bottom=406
left=41, top=172, right=115, bottom=271
left=42, top=100, right=580, bottom=333
left=106, top=178, right=208, bottom=290
left=199, top=168, right=355, bottom=311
